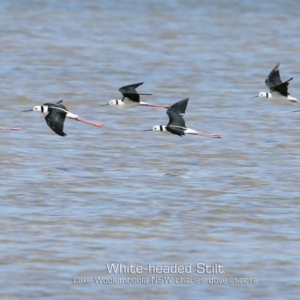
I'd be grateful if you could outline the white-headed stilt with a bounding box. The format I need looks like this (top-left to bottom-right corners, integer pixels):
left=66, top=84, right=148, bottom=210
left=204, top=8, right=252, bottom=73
left=252, top=63, right=300, bottom=104
left=23, top=100, right=104, bottom=136
left=101, top=82, right=170, bottom=109
left=143, top=98, right=221, bottom=138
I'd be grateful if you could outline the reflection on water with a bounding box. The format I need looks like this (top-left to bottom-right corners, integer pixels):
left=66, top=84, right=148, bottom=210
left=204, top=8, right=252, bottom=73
left=0, top=0, right=300, bottom=299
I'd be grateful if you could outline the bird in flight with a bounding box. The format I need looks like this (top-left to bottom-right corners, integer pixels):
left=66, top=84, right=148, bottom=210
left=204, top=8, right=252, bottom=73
left=143, top=98, right=221, bottom=138
left=252, top=63, right=300, bottom=104
left=23, top=100, right=104, bottom=136
left=101, top=82, right=170, bottom=109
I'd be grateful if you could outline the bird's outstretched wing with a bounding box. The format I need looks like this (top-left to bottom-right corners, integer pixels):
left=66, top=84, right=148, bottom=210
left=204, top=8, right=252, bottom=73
left=265, top=63, right=282, bottom=88
left=168, top=98, right=189, bottom=116
left=166, top=125, right=185, bottom=136
left=270, top=78, right=293, bottom=96
left=166, top=110, right=186, bottom=128
left=119, top=82, right=144, bottom=94
left=119, top=82, right=152, bottom=103
left=265, top=63, right=293, bottom=96
left=122, top=93, right=140, bottom=103
left=166, top=98, right=189, bottom=126
left=45, top=107, right=67, bottom=137
left=165, top=98, right=189, bottom=136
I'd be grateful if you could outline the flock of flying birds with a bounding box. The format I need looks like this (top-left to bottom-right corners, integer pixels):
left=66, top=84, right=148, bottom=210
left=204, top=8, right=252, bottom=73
left=2, top=63, right=299, bottom=137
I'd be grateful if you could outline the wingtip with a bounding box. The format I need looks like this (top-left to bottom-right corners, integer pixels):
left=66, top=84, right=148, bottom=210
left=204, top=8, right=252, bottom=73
left=269, top=62, right=280, bottom=74
left=57, top=132, right=67, bottom=137
left=119, top=82, right=144, bottom=92
left=134, top=81, right=144, bottom=86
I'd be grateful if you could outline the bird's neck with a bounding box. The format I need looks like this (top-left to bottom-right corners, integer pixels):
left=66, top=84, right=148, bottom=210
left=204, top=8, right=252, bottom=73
left=116, top=99, right=125, bottom=105
left=41, top=105, right=49, bottom=115
left=265, top=92, right=272, bottom=98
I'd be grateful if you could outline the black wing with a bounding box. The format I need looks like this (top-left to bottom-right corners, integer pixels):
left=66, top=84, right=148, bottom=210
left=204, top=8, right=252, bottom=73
left=265, top=63, right=282, bottom=88
left=45, top=107, right=67, bottom=137
left=165, top=98, right=189, bottom=135
left=119, top=82, right=144, bottom=94
left=168, top=98, right=189, bottom=115
left=265, top=63, right=293, bottom=96
left=166, top=98, right=189, bottom=126
left=166, top=110, right=186, bottom=128
left=122, top=93, right=140, bottom=103
left=166, top=125, right=185, bottom=136
left=119, top=82, right=152, bottom=103
left=118, top=82, right=143, bottom=103
left=270, top=78, right=293, bottom=96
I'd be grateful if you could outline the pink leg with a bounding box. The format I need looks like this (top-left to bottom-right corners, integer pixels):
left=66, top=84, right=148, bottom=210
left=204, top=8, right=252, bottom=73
left=290, top=99, right=300, bottom=104
left=195, top=131, right=221, bottom=138
left=0, top=127, right=21, bottom=131
left=73, top=117, right=105, bottom=128
left=140, top=103, right=170, bottom=109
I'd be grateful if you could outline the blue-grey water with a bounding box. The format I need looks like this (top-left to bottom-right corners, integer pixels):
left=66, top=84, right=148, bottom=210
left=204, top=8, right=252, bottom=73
left=1, top=0, right=300, bottom=299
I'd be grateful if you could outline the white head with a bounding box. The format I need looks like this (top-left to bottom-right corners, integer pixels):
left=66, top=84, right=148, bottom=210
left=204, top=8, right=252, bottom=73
left=32, top=106, right=43, bottom=112
left=258, top=92, right=268, bottom=98
left=101, top=99, right=123, bottom=106
left=109, top=100, right=118, bottom=106
left=252, top=92, right=268, bottom=99
left=143, top=125, right=166, bottom=132
left=23, top=105, right=48, bottom=114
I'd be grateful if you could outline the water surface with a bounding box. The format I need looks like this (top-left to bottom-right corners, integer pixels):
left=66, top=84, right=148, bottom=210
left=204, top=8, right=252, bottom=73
left=0, top=0, right=300, bottom=299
